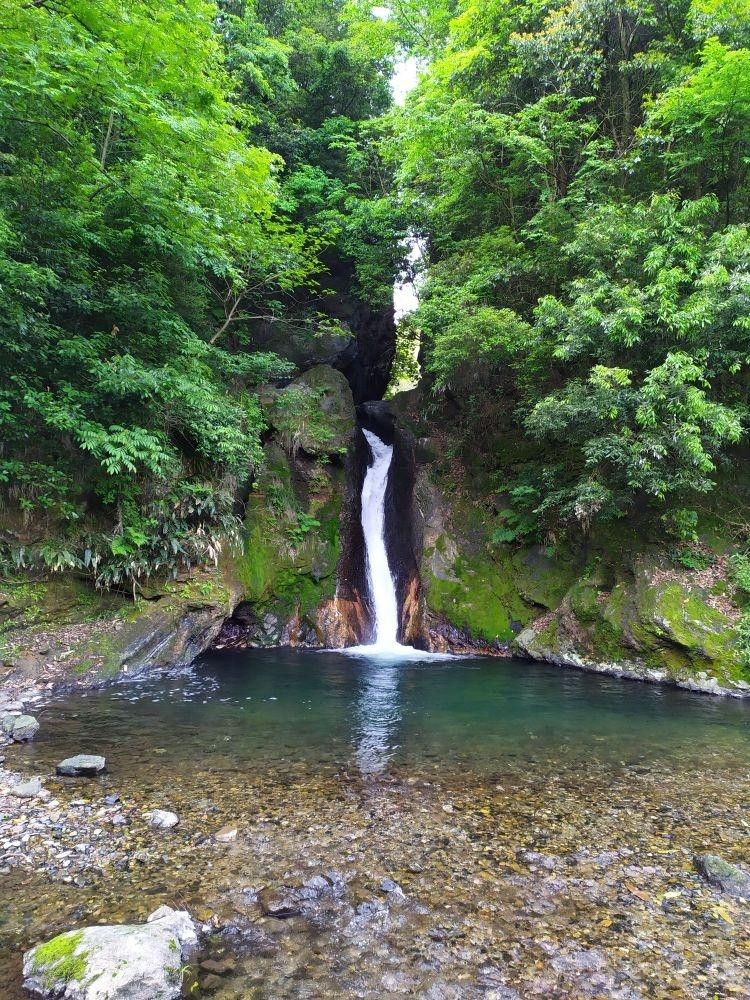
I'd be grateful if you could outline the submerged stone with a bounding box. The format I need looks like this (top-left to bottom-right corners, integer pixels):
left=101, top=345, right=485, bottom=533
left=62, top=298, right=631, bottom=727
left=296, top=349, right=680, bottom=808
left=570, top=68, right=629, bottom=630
left=257, top=884, right=304, bottom=918
left=200, top=957, right=236, bottom=975
left=23, top=905, right=197, bottom=999
left=146, top=809, right=179, bottom=830
left=214, top=823, right=238, bottom=843
left=694, top=854, right=750, bottom=896
left=56, top=755, right=106, bottom=777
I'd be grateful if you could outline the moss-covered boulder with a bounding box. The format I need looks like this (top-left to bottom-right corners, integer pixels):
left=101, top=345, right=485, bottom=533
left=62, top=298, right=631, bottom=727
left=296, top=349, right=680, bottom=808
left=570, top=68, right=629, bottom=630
left=23, top=906, right=197, bottom=999
left=694, top=854, right=750, bottom=896
left=265, top=365, right=355, bottom=458
left=517, top=552, right=748, bottom=695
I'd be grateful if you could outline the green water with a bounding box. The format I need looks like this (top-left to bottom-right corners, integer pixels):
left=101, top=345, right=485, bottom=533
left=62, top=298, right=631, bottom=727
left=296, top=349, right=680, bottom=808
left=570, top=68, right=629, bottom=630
left=16, top=649, right=750, bottom=777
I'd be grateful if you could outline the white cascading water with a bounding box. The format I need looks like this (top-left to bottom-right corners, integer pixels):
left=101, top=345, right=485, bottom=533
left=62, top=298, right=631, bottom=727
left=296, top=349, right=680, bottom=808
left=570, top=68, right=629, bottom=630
left=360, top=429, right=400, bottom=648
left=341, top=29, right=449, bottom=662
left=343, top=428, right=452, bottom=660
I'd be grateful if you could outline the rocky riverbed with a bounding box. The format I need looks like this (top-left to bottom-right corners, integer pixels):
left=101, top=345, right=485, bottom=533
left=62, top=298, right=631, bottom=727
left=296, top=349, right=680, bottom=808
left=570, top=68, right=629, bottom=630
left=2, top=731, right=750, bottom=994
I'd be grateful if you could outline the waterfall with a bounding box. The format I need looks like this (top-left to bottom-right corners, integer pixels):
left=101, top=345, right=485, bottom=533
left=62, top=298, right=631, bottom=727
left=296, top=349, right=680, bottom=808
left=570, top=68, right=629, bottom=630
left=343, top=424, right=453, bottom=660
left=360, top=428, right=400, bottom=648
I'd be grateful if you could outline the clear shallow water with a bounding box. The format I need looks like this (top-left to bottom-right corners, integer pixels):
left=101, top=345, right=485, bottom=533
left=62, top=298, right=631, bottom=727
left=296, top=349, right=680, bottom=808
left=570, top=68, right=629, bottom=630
left=5, top=650, right=750, bottom=999
left=15, top=649, right=750, bottom=778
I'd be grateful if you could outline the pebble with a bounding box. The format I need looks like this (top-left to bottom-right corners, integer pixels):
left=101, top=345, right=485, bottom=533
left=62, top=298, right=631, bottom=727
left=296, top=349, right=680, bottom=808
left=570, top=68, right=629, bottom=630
left=214, top=824, right=239, bottom=843
left=146, top=809, right=179, bottom=830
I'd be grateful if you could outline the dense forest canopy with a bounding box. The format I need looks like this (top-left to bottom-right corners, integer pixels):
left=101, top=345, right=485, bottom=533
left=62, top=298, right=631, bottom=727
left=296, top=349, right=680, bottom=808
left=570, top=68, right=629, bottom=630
left=0, top=0, right=400, bottom=587
left=1, top=0, right=750, bottom=589
left=391, top=0, right=750, bottom=541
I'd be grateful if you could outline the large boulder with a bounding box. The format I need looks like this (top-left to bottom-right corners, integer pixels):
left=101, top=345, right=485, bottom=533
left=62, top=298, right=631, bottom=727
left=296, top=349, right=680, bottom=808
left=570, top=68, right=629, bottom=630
left=516, top=551, right=748, bottom=696
left=23, top=905, right=198, bottom=999
left=0, top=570, right=239, bottom=693
left=266, top=365, right=356, bottom=458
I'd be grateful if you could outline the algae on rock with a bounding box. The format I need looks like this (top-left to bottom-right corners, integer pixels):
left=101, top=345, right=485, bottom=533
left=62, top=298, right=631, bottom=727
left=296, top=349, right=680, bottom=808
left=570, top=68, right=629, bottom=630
left=516, top=551, right=747, bottom=696
left=224, top=364, right=357, bottom=647
left=0, top=569, right=238, bottom=696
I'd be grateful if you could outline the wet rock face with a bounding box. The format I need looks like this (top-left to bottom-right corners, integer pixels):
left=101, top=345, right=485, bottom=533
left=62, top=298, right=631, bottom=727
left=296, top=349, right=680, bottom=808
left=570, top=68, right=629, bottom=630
left=243, top=280, right=395, bottom=405
left=23, top=906, right=197, bottom=1000
left=328, top=422, right=374, bottom=645
left=0, top=571, right=238, bottom=700
left=320, top=267, right=396, bottom=404
left=516, top=552, right=748, bottom=696
left=338, top=300, right=396, bottom=404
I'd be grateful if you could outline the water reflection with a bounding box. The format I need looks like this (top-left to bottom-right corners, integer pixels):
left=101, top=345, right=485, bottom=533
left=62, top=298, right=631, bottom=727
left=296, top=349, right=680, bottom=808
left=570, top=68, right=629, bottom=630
left=353, top=665, right=402, bottom=774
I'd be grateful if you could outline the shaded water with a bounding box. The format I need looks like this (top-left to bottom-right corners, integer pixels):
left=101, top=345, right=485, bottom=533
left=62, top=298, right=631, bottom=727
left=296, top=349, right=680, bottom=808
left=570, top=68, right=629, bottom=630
left=3, top=650, right=750, bottom=998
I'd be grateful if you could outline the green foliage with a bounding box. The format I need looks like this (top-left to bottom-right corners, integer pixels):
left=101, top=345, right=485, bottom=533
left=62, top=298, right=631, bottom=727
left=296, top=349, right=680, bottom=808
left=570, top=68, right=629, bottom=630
left=224, top=0, right=405, bottom=308
left=662, top=509, right=700, bottom=543
left=671, top=546, right=713, bottom=571
left=394, top=0, right=750, bottom=538
left=287, top=512, right=322, bottom=547
left=1, top=483, right=241, bottom=595
left=729, top=552, right=750, bottom=597
left=0, top=0, right=396, bottom=587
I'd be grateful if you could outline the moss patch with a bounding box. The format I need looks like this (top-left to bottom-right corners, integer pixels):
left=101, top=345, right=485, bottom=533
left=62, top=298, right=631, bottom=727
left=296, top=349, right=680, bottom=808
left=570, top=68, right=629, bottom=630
left=237, top=444, right=345, bottom=637
left=32, top=930, right=87, bottom=989
left=426, top=550, right=532, bottom=643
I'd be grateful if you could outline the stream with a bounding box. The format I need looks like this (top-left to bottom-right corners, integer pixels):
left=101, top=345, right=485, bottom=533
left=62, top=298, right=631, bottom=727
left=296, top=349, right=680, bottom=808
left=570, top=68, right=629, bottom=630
left=2, top=649, right=750, bottom=997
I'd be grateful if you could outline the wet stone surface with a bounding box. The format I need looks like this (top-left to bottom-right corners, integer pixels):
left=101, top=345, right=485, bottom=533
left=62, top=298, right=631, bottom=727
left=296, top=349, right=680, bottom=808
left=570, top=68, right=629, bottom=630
left=0, top=650, right=749, bottom=999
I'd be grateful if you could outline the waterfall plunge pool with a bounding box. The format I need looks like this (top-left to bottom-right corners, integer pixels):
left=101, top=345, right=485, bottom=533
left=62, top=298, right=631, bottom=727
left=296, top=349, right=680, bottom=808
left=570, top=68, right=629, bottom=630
left=2, top=649, right=750, bottom=998
left=13, top=648, right=750, bottom=778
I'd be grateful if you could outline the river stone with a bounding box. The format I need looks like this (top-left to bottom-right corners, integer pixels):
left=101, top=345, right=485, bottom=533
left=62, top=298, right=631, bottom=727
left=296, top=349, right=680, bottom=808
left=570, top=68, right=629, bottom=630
left=146, top=809, right=179, bottom=830
left=23, top=905, right=198, bottom=999
left=200, top=957, right=235, bottom=975
left=2, top=714, right=40, bottom=742
left=10, top=777, right=42, bottom=798
left=257, top=884, right=303, bottom=918
left=695, top=853, right=750, bottom=896
left=214, top=823, right=238, bottom=843
left=56, top=755, right=106, bottom=777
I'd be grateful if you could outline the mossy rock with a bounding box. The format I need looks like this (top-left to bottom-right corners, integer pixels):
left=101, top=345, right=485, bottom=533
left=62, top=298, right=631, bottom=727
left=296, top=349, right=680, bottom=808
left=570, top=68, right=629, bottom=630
left=517, top=552, right=747, bottom=693
left=238, top=443, right=344, bottom=641
left=0, top=568, right=237, bottom=690
left=424, top=550, right=532, bottom=644
left=631, top=562, right=742, bottom=683
left=266, top=365, right=355, bottom=457
left=510, top=545, right=580, bottom=610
